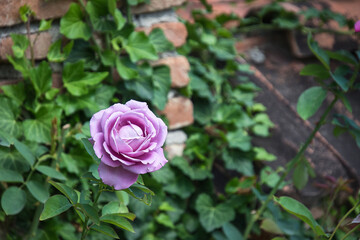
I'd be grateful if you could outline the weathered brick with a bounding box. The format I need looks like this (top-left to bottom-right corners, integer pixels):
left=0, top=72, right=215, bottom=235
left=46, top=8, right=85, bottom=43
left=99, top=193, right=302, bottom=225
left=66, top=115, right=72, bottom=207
left=137, top=22, right=187, bottom=47
left=160, top=96, right=194, bottom=129
left=132, top=0, right=186, bottom=14
left=0, top=0, right=73, bottom=27
left=152, top=56, right=190, bottom=88
left=0, top=32, right=52, bottom=60
left=165, top=143, right=185, bottom=159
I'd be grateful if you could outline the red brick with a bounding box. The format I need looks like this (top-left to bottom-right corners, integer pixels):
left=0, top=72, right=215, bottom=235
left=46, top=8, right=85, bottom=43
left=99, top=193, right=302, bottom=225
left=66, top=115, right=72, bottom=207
left=160, top=97, right=194, bottom=129
left=137, top=22, right=187, bottom=47
left=0, top=32, right=52, bottom=60
left=235, top=36, right=266, bottom=53
left=152, top=56, right=190, bottom=88
left=0, top=0, right=73, bottom=27
left=131, top=0, right=186, bottom=14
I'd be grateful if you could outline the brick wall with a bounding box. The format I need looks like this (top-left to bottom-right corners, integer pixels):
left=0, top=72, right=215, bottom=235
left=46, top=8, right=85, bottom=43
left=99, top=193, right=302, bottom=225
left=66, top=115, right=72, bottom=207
left=0, top=0, right=192, bottom=157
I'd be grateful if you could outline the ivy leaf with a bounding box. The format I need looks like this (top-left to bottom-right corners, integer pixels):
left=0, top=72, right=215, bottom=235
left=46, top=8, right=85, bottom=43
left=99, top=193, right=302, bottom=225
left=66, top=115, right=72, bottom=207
left=123, top=32, right=158, bottom=63
left=171, top=156, right=212, bottom=180
left=226, top=130, right=252, bottom=151
left=1, top=82, right=25, bottom=106
left=222, top=149, right=254, bottom=176
left=47, top=40, right=74, bottom=62
left=0, top=147, right=30, bottom=173
left=274, top=196, right=326, bottom=236
left=155, top=213, right=175, bottom=229
left=149, top=28, right=175, bottom=53
left=40, top=195, right=72, bottom=221
left=10, top=34, right=29, bottom=58
left=29, top=61, right=52, bottom=98
left=26, top=180, right=50, bottom=203
left=152, top=65, right=171, bottom=110
left=0, top=97, right=22, bottom=138
left=39, top=19, right=53, bottom=31
left=296, top=86, right=327, bottom=120
left=116, top=57, right=138, bottom=80
left=86, top=0, right=116, bottom=32
left=1, top=187, right=26, bottom=215
left=195, top=194, right=235, bottom=232
left=7, top=56, right=30, bottom=78
left=209, top=39, right=236, bottom=60
left=23, top=105, right=62, bottom=143
left=223, top=222, right=243, bottom=240
left=63, top=61, right=108, bottom=96
left=60, top=3, right=91, bottom=40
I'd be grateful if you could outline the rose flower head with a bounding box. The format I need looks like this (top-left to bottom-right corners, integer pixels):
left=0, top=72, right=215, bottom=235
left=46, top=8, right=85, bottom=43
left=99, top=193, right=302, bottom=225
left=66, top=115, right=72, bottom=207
left=355, top=20, right=360, bottom=32
left=90, top=100, right=168, bottom=190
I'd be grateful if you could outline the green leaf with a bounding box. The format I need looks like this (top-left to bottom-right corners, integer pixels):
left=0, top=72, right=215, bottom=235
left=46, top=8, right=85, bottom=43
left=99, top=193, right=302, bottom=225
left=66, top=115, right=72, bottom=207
left=45, top=88, right=60, bottom=100
left=223, top=222, right=243, bottom=240
left=13, top=139, right=35, bottom=166
left=0, top=96, right=22, bottom=138
left=1, top=82, right=25, bottom=105
left=19, top=4, right=35, bottom=22
left=300, top=64, right=330, bottom=80
left=209, top=39, right=236, bottom=60
left=79, top=204, right=100, bottom=225
left=331, top=65, right=350, bottom=91
left=47, top=40, right=74, bottom=62
left=81, top=138, right=100, bottom=163
left=171, top=156, right=212, bottom=180
left=10, top=34, right=29, bottom=58
left=91, top=223, right=119, bottom=239
left=152, top=65, right=171, bottom=110
left=40, top=195, right=72, bottom=221
left=293, top=158, right=308, bottom=190
left=39, top=19, right=53, bottom=31
left=307, top=34, right=330, bottom=70
left=101, top=214, right=135, bottom=232
left=226, top=130, right=251, bottom=151
left=124, top=184, right=155, bottom=205
left=222, top=149, right=254, bottom=176
left=1, top=187, right=26, bottom=215
left=60, top=3, right=91, bottom=40
left=327, top=50, right=358, bottom=65
left=148, top=28, right=175, bottom=53
left=60, top=153, right=79, bottom=174
left=26, top=180, right=49, bottom=203
left=274, top=196, right=326, bottom=236
left=196, top=194, right=235, bottom=232
left=123, top=32, right=158, bottom=62
left=297, top=86, right=327, bottom=120
left=100, top=49, right=116, bottom=67
left=7, top=56, right=30, bottom=78
left=63, top=61, right=108, bottom=96
left=0, top=169, right=23, bottom=182
left=49, top=180, right=78, bottom=204
left=23, top=105, right=62, bottom=143
left=0, top=147, right=30, bottom=173
left=0, top=129, right=13, bottom=147
left=115, top=57, right=138, bottom=80
left=155, top=213, right=175, bottom=229
left=29, top=61, right=52, bottom=97
left=253, top=147, right=276, bottom=161
left=36, top=166, right=66, bottom=181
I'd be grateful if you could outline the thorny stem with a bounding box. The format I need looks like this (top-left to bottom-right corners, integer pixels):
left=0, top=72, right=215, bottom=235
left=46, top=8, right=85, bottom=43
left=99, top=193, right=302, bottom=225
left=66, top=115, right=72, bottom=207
left=329, top=201, right=360, bottom=240
left=243, top=96, right=338, bottom=239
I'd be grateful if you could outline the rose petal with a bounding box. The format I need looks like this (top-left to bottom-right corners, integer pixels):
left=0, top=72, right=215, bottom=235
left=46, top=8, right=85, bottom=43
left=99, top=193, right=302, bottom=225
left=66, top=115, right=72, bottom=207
left=90, top=109, right=105, bottom=138
left=122, top=148, right=168, bottom=174
left=126, top=100, right=148, bottom=110
left=100, top=103, right=130, bottom=131
left=93, top=133, right=122, bottom=167
left=98, top=162, right=138, bottom=190
left=103, top=142, right=135, bottom=166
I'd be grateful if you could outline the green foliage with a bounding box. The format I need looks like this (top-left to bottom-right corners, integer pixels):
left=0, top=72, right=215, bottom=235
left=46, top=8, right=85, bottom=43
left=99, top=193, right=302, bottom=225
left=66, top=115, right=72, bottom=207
left=1, top=187, right=26, bottom=215
left=297, top=86, right=327, bottom=120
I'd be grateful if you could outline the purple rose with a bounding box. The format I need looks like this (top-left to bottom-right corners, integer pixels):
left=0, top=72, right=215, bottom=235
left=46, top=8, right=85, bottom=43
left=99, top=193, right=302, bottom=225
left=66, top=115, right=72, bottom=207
left=90, top=100, right=168, bottom=190
left=355, top=20, right=360, bottom=32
